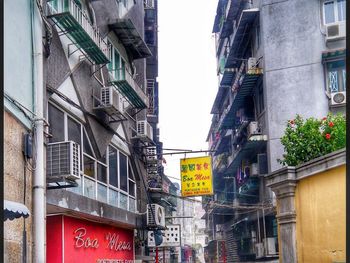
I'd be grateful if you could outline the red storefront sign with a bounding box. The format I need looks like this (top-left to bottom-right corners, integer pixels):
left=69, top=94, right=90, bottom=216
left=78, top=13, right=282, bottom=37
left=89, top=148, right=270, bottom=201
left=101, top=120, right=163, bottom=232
left=47, top=215, right=134, bottom=263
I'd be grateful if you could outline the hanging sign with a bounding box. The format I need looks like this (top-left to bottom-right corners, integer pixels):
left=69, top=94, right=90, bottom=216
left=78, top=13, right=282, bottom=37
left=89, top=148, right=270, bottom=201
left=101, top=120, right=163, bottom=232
left=180, top=156, right=213, bottom=197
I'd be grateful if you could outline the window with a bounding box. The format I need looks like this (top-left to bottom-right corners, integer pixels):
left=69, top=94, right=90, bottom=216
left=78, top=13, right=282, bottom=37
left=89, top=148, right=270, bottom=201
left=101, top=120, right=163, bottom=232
left=47, top=102, right=136, bottom=212
left=107, top=40, right=126, bottom=81
left=323, top=0, right=346, bottom=24
left=325, top=59, right=346, bottom=93
left=257, top=82, right=264, bottom=115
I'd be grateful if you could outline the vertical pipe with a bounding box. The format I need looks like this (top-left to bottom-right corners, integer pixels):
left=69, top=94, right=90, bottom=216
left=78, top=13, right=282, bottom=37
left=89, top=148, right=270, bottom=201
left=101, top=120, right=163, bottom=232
left=156, top=247, right=159, bottom=263
left=262, top=208, right=267, bottom=256
left=32, top=0, right=45, bottom=262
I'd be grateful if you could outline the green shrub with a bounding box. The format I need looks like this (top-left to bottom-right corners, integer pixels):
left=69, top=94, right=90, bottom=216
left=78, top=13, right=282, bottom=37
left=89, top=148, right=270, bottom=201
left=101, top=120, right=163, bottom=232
left=278, top=113, right=346, bottom=166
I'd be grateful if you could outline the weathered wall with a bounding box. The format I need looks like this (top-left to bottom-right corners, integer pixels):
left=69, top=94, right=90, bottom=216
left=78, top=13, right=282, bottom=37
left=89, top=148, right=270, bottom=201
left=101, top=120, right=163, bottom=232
left=4, top=111, right=33, bottom=263
left=295, top=164, right=346, bottom=263
left=261, top=0, right=330, bottom=172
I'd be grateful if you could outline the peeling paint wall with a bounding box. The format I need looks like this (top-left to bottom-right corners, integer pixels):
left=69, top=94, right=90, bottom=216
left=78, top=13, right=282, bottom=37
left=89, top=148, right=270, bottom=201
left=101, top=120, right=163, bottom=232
left=295, top=165, right=346, bottom=263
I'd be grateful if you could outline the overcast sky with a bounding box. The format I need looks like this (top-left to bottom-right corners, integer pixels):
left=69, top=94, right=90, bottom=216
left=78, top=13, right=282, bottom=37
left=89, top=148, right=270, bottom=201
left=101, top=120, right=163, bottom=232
left=157, top=1, right=218, bottom=185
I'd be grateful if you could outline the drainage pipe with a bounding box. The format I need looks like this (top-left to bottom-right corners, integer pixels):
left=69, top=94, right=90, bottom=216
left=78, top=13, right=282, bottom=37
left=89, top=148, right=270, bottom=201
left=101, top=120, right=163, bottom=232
left=32, top=0, right=45, bottom=262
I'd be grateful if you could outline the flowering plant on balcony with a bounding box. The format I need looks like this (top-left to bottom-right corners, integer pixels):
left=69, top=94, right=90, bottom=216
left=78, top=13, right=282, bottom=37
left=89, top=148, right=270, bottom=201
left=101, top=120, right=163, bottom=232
left=278, top=113, right=346, bottom=166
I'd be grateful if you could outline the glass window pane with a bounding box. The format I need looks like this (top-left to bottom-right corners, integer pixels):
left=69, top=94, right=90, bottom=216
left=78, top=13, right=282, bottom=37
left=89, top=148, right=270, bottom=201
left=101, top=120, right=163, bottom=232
left=324, top=2, right=335, bottom=24
left=129, top=197, right=135, bottom=212
left=84, top=177, right=95, bottom=199
left=109, top=188, right=119, bottom=207
left=97, top=183, right=107, bottom=203
left=329, top=71, right=339, bottom=92
left=109, top=147, right=118, bottom=188
left=83, top=130, right=94, bottom=156
left=128, top=180, right=135, bottom=197
left=338, top=0, right=346, bottom=21
left=97, top=163, right=107, bottom=183
left=342, top=69, right=346, bottom=91
left=120, top=192, right=128, bottom=210
left=84, top=155, right=95, bottom=178
left=48, top=104, right=65, bottom=143
left=120, top=153, right=128, bottom=192
left=68, top=116, right=81, bottom=145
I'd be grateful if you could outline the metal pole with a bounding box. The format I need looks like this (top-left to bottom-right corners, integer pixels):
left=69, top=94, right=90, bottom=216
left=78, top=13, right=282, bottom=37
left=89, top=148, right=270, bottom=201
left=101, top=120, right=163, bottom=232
left=262, top=208, right=267, bottom=255
left=156, top=247, right=159, bottom=263
left=32, top=0, right=45, bottom=262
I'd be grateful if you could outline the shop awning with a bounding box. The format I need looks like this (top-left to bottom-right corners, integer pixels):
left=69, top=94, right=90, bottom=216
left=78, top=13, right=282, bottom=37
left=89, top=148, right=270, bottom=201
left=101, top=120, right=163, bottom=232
left=109, top=19, right=152, bottom=60
left=4, top=200, right=30, bottom=221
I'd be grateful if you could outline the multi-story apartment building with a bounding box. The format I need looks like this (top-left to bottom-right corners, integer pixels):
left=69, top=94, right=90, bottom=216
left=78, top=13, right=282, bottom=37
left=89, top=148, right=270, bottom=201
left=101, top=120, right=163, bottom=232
left=204, top=0, right=346, bottom=262
left=4, top=0, right=169, bottom=262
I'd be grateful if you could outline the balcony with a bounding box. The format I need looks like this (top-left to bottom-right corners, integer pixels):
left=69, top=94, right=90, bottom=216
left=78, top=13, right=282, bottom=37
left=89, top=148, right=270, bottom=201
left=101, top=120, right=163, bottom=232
left=109, top=69, right=148, bottom=109
left=47, top=0, right=110, bottom=65
left=109, top=19, right=152, bottom=60
left=219, top=68, right=263, bottom=130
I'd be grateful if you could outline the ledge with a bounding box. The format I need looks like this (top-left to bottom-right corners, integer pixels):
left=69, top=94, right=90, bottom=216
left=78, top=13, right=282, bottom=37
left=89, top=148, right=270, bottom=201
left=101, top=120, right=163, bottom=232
left=266, top=148, right=345, bottom=187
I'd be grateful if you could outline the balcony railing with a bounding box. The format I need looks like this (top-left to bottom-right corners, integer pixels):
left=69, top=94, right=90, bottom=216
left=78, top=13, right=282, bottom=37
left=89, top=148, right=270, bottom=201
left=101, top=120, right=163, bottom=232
left=109, top=68, right=148, bottom=109
left=47, top=0, right=110, bottom=65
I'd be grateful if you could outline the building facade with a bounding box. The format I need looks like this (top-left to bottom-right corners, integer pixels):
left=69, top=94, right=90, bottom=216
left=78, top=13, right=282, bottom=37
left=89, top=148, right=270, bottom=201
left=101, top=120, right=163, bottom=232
left=4, top=0, right=169, bottom=262
left=204, top=0, right=346, bottom=262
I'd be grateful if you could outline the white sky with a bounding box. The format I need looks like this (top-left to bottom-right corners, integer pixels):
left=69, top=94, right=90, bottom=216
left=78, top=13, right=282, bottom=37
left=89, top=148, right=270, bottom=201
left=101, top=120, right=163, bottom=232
left=157, top=1, right=219, bottom=185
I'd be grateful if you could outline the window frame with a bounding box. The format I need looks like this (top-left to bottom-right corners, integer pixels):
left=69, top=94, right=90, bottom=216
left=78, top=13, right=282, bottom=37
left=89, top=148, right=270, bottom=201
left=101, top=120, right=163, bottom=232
left=47, top=102, right=137, bottom=212
left=323, top=0, right=346, bottom=24
left=324, top=58, right=346, bottom=94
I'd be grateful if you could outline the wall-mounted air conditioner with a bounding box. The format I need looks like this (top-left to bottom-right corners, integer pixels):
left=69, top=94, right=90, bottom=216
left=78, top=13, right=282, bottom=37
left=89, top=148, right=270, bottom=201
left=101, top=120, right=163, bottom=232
left=263, top=237, right=277, bottom=255
left=325, top=22, right=346, bottom=42
left=255, top=243, right=264, bottom=258
left=144, top=0, right=155, bottom=9
left=46, top=141, right=80, bottom=181
left=147, top=204, right=165, bottom=227
left=247, top=57, right=257, bottom=72
left=247, top=121, right=261, bottom=138
left=94, top=86, right=123, bottom=115
left=137, top=120, right=153, bottom=142
left=330, top=91, right=346, bottom=106
left=250, top=163, right=258, bottom=177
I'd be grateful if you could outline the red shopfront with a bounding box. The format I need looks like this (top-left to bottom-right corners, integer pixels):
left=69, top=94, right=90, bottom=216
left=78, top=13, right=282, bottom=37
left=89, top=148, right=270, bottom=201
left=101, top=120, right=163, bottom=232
left=47, top=215, right=134, bottom=263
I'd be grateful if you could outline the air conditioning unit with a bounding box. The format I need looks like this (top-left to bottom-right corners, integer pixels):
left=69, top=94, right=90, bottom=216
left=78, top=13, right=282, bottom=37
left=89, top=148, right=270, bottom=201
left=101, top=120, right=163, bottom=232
left=330, top=91, right=346, bottom=106
left=326, top=22, right=346, bottom=42
left=263, top=237, right=277, bottom=255
left=250, top=163, right=258, bottom=177
left=147, top=204, right=165, bottom=227
left=145, top=147, right=158, bottom=163
left=216, top=224, right=224, bottom=232
left=247, top=57, right=257, bottom=71
left=144, top=0, right=155, bottom=9
left=137, top=120, right=153, bottom=141
left=247, top=121, right=261, bottom=138
left=255, top=243, right=264, bottom=259
left=46, top=141, right=80, bottom=181
left=95, top=86, right=123, bottom=115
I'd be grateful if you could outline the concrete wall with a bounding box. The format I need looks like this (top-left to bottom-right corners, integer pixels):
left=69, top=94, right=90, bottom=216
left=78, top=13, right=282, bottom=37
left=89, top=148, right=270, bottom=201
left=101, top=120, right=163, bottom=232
left=4, top=111, right=33, bottom=263
left=295, top=164, right=346, bottom=263
left=4, top=0, right=34, bottom=128
left=261, top=0, right=330, bottom=172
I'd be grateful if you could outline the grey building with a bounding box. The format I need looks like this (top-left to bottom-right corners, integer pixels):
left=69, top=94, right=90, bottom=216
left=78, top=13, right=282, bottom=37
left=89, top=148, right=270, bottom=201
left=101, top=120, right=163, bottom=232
left=203, top=0, right=346, bottom=262
left=5, top=0, right=166, bottom=262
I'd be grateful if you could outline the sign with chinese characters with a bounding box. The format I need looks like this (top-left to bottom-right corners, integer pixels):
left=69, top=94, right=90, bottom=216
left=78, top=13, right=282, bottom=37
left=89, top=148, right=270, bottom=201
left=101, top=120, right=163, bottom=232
left=180, top=156, right=213, bottom=197
left=46, top=215, right=134, bottom=263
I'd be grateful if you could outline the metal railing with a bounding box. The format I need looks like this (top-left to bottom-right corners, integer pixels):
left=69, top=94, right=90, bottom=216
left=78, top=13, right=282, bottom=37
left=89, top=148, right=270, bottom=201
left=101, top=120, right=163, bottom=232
left=47, top=0, right=110, bottom=60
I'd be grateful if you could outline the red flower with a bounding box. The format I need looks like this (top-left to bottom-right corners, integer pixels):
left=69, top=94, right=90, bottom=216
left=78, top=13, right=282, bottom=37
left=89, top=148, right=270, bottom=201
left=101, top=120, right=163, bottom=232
left=289, top=120, right=295, bottom=125
left=325, top=133, right=331, bottom=140
left=322, top=117, right=327, bottom=121
left=329, top=122, right=334, bottom=127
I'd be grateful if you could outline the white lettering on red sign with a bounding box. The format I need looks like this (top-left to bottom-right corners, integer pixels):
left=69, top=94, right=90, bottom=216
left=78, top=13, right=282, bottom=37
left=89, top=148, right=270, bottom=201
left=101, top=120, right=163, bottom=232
left=74, top=228, right=99, bottom=249
left=105, top=233, right=132, bottom=251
